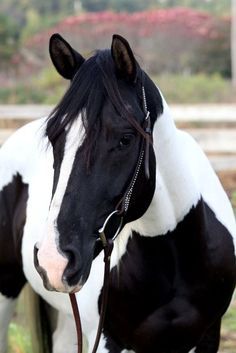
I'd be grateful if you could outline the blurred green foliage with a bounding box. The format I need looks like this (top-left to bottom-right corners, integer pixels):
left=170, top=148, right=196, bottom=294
left=78, top=0, right=230, bottom=14
left=0, top=0, right=233, bottom=104
left=0, top=14, right=19, bottom=67
left=8, top=323, right=32, bottom=353
left=0, top=71, right=234, bottom=104
left=154, top=73, right=235, bottom=103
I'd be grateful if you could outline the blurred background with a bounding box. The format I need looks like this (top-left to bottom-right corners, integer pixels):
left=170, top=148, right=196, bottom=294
left=0, top=0, right=235, bottom=104
left=1, top=1, right=236, bottom=352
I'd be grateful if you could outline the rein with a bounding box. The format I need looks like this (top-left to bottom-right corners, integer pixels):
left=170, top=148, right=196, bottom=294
left=69, top=236, right=113, bottom=353
left=69, top=85, right=151, bottom=353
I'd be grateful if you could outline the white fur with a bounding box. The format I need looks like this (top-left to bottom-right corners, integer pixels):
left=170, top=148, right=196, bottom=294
left=130, top=99, right=236, bottom=243
left=0, top=118, right=48, bottom=190
left=37, top=118, right=84, bottom=291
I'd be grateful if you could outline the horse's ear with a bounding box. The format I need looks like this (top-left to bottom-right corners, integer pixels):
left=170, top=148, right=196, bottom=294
left=49, top=33, right=85, bottom=80
left=111, top=34, right=137, bottom=82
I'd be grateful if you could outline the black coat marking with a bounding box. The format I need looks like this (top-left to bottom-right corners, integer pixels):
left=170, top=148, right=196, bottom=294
left=0, top=173, right=28, bottom=298
left=103, top=199, right=236, bottom=353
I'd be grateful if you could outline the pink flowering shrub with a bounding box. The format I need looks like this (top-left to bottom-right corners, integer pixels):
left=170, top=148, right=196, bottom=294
left=23, top=8, right=230, bottom=76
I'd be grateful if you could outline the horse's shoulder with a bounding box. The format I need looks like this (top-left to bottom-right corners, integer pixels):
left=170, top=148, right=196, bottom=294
left=0, top=117, right=51, bottom=186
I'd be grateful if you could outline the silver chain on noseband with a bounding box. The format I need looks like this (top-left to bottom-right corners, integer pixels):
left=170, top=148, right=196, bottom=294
left=124, top=149, right=144, bottom=212
left=123, top=85, right=150, bottom=213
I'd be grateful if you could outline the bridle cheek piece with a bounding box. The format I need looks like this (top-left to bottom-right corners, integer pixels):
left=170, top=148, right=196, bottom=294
left=69, top=86, right=151, bottom=353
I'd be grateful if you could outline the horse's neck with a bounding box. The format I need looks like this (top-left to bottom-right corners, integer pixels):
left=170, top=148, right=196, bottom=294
left=111, top=100, right=235, bottom=267
left=131, top=99, right=236, bottom=241
left=133, top=100, right=203, bottom=237
left=111, top=101, right=201, bottom=265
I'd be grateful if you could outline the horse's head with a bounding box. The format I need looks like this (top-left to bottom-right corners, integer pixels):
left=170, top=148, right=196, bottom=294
left=34, top=34, right=163, bottom=292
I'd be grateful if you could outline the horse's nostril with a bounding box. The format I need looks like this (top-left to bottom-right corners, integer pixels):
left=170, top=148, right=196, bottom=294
left=62, top=246, right=81, bottom=287
left=33, top=243, right=39, bottom=267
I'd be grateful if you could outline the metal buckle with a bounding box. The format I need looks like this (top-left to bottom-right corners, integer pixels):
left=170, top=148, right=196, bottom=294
left=98, top=210, right=123, bottom=247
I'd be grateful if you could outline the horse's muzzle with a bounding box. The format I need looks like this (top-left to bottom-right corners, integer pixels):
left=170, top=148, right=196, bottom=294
left=33, top=243, right=83, bottom=293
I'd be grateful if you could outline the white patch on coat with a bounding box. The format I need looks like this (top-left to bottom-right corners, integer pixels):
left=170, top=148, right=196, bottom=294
left=129, top=100, right=200, bottom=236
left=128, top=97, right=236, bottom=250
left=37, top=117, right=85, bottom=291
left=0, top=294, right=17, bottom=353
left=0, top=117, right=48, bottom=190
left=15, top=119, right=72, bottom=313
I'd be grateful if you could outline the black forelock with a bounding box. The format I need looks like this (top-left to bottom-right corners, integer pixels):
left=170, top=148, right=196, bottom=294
left=46, top=48, right=163, bottom=146
left=46, top=51, right=103, bottom=144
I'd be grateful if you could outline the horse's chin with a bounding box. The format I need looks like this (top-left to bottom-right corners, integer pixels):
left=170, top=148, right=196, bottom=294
left=69, top=284, right=83, bottom=294
left=42, top=278, right=83, bottom=294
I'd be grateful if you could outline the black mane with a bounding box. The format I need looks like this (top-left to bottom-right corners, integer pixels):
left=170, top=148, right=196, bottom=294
left=46, top=49, right=163, bottom=146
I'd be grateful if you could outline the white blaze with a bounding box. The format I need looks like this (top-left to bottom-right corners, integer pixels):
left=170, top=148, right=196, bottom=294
left=37, top=117, right=84, bottom=290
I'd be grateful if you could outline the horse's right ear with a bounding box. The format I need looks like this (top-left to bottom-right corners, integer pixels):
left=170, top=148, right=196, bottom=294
left=111, top=34, right=137, bottom=82
left=49, top=33, right=85, bottom=80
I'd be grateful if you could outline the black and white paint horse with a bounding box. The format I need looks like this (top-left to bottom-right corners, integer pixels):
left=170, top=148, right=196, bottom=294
left=0, top=34, right=236, bottom=353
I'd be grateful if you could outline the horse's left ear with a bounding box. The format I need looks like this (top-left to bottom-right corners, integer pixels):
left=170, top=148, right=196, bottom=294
left=111, top=34, right=137, bottom=82
left=49, top=33, right=85, bottom=80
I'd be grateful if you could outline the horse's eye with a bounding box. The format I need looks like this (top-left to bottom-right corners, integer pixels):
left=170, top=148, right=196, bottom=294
left=119, top=134, right=134, bottom=148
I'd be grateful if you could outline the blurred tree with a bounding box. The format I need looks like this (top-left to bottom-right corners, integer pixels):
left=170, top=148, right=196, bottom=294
left=0, top=0, right=27, bottom=34
left=156, top=0, right=230, bottom=15
left=80, top=0, right=110, bottom=11
left=110, top=0, right=151, bottom=12
left=31, top=0, right=74, bottom=15
left=0, top=13, right=19, bottom=66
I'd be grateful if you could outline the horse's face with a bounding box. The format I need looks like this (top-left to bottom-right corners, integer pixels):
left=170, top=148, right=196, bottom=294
left=34, top=34, right=162, bottom=292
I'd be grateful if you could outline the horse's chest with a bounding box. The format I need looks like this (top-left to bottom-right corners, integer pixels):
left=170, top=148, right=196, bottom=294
left=103, top=201, right=236, bottom=349
left=104, top=233, right=175, bottom=343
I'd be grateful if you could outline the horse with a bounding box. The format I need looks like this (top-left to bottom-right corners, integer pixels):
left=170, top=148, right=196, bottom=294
left=0, top=33, right=236, bottom=353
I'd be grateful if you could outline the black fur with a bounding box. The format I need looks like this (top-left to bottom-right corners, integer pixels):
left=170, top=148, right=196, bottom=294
left=46, top=40, right=163, bottom=288
left=0, top=174, right=28, bottom=298
left=103, top=199, right=236, bottom=352
left=46, top=49, right=163, bottom=153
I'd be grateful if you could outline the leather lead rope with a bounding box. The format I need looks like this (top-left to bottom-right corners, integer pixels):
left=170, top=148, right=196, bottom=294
left=69, top=293, right=83, bottom=353
left=69, top=235, right=114, bottom=353
left=91, top=238, right=114, bottom=353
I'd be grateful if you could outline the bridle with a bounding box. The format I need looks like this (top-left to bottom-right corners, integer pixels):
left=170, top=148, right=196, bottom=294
left=69, top=84, right=152, bottom=353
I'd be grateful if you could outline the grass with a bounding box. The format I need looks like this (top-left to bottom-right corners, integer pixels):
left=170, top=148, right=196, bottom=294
left=221, top=300, right=236, bottom=352
left=8, top=323, right=32, bottom=353
left=7, top=293, right=32, bottom=353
